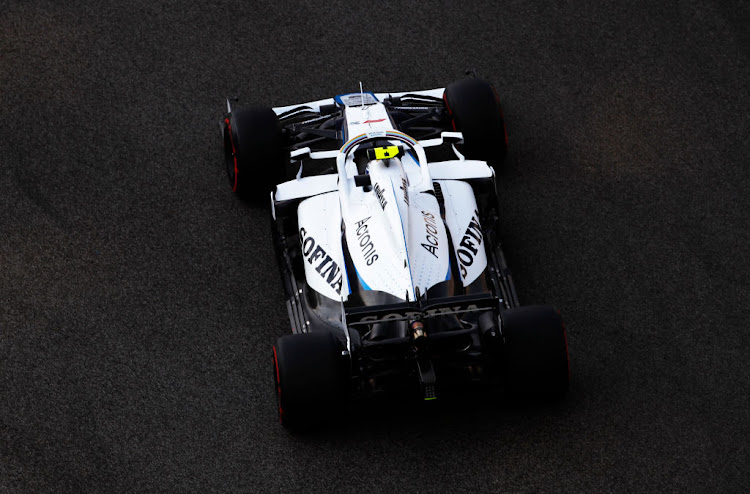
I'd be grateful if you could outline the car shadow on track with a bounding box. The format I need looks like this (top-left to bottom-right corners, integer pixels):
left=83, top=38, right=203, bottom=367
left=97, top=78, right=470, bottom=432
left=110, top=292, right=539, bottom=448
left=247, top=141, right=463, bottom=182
left=282, top=382, right=582, bottom=441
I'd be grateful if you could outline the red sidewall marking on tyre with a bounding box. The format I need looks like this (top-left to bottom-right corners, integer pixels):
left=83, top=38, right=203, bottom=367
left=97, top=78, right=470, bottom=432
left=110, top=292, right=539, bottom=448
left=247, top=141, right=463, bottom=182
left=443, top=93, right=457, bottom=131
left=226, top=121, right=239, bottom=192
left=562, top=322, right=571, bottom=381
left=272, top=346, right=284, bottom=423
left=490, top=87, right=509, bottom=148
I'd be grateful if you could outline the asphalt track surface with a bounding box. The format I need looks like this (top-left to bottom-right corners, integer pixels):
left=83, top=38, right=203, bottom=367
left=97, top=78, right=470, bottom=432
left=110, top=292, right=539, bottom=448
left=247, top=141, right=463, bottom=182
left=1, top=1, right=748, bottom=492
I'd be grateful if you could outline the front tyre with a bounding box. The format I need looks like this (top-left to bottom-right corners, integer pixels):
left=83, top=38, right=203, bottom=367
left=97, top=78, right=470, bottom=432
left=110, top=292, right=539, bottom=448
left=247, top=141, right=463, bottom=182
left=443, top=78, right=508, bottom=168
left=223, top=107, right=287, bottom=197
left=501, top=305, right=570, bottom=399
left=272, top=332, right=344, bottom=431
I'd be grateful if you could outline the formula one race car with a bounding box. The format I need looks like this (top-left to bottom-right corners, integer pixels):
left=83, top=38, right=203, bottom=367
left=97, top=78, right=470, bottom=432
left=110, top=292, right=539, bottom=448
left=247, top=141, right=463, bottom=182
left=222, top=77, right=570, bottom=429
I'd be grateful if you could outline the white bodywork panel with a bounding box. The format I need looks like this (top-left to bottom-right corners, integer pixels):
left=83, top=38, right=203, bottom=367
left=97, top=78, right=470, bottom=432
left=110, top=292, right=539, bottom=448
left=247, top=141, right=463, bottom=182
left=340, top=154, right=449, bottom=301
left=343, top=103, right=394, bottom=140
left=275, top=174, right=338, bottom=202
left=436, top=180, right=488, bottom=286
left=428, top=160, right=493, bottom=180
left=297, top=192, right=350, bottom=301
left=283, top=94, right=493, bottom=302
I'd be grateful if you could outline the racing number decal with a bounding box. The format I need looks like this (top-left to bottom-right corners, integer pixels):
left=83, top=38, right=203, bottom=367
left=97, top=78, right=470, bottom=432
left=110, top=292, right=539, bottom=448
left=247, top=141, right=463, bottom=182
left=373, top=146, right=400, bottom=160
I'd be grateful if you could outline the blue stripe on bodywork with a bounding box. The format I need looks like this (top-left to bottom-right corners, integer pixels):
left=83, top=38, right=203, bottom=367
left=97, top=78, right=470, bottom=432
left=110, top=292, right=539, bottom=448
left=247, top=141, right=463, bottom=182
left=341, top=245, right=351, bottom=295
left=405, top=150, right=419, bottom=167
left=356, top=269, right=371, bottom=291
left=334, top=92, right=379, bottom=106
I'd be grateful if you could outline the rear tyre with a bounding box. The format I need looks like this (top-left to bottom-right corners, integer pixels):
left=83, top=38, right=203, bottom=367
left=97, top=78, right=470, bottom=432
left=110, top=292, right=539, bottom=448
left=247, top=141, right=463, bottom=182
left=501, top=305, right=570, bottom=399
left=272, top=332, right=343, bottom=431
left=223, top=107, right=287, bottom=198
left=443, top=78, right=508, bottom=168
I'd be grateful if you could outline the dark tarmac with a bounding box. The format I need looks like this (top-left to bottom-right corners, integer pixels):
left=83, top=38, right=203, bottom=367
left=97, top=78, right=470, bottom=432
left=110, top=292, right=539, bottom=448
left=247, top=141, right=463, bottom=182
left=1, top=1, right=748, bottom=492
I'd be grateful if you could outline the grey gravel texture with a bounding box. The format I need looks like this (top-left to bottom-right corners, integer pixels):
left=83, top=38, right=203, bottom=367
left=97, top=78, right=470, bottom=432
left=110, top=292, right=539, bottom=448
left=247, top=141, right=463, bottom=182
left=1, top=0, right=748, bottom=492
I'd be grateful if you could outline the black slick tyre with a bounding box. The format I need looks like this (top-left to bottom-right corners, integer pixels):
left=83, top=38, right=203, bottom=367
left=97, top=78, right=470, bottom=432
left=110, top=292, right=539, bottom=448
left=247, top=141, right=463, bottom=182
left=272, top=332, right=343, bottom=431
left=443, top=78, right=508, bottom=168
left=500, top=305, right=570, bottom=399
left=223, top=107, right=287, bottom=198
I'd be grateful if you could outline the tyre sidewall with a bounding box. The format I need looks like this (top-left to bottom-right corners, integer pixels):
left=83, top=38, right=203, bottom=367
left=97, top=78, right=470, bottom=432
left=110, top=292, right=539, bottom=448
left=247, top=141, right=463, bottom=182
left=500, top=305, right=570, bottom=398
left=273, top=332, right=344, bottom=430
left=444, top=78, right=508, bottom=166
left=226, top=107, right=287, bottom=197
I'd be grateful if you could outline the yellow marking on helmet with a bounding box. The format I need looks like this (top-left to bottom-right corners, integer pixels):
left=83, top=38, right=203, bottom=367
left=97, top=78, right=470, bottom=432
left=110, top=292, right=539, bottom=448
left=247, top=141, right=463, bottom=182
left=373, top=146, right=400, bottom=160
